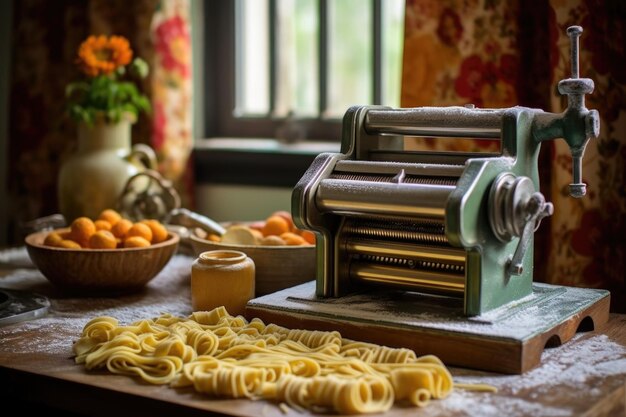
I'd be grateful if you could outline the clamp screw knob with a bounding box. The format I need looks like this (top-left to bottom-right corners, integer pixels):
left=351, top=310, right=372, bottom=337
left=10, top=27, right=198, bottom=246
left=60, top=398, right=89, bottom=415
left=567, top=26, right=583, bottom=78
left=569, top=183, right=587, bottom=198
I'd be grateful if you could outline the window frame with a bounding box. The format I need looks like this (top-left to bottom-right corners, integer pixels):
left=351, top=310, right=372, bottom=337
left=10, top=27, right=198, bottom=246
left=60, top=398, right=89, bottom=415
left=202, top=0, right=393, bottom=142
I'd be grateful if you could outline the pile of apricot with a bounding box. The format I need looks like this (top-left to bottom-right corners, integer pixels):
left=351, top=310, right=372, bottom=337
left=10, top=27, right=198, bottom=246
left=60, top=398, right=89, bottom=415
left=205, top=211, right=315, bottom=246
left=43, top=209, right=169, bottom=249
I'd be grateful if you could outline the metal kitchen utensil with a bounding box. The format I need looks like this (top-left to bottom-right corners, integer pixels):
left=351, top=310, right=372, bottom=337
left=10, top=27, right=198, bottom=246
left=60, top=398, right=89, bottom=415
left=116, top=170, right=226, bottom=237
left=0, top=288, right=50, bottom=326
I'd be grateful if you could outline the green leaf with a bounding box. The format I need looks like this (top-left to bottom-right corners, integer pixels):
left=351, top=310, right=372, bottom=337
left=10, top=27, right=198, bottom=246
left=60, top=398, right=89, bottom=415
left=66, top=81, right=90, bottom=98
left=130, top=58, right=149, bottom=79
left=65, top=64, right=151, bottom=124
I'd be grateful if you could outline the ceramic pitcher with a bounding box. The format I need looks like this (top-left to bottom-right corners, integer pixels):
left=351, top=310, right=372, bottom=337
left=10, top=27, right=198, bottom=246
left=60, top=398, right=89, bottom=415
left=58, top=117, right=157, bottom=222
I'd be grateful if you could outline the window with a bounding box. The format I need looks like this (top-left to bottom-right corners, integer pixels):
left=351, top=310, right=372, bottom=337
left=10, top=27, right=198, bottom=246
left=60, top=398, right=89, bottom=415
left=203, top=0, right=405, bottom=141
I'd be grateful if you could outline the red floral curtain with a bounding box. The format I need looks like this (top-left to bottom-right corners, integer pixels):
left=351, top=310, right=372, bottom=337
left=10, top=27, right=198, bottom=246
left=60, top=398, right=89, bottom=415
left=6, top=0, right=193, bottom=241
left=151, top=0, right=194, bottom=204
left=401, top=0, right=626, bottom=311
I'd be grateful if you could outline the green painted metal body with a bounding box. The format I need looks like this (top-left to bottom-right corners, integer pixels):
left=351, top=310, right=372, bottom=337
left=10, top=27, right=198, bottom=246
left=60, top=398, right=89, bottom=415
left=292, top=102, right=596, bottom=316
left=447, top=108, right=539, bottom=315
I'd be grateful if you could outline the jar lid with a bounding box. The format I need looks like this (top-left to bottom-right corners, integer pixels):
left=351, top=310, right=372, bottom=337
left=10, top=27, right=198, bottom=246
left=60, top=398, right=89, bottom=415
left=198, top=250, right=247, bottom=265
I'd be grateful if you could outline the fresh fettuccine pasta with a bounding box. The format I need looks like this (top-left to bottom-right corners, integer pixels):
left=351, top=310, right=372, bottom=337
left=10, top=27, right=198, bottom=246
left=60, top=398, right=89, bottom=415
left=73, top=306, right=493, bottom=414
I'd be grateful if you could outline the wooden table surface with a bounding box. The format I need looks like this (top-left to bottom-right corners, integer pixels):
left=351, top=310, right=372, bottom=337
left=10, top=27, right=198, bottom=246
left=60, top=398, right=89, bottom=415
left=0, top=250, right=625, bottom=417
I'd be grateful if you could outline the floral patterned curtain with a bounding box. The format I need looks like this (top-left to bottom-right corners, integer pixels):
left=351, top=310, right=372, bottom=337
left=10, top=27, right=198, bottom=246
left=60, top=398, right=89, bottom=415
left=151, top=0, right=194, bottom=202
left=402, top=0, right=625, bottom=311
left=6, top=0, right=193, bottom=242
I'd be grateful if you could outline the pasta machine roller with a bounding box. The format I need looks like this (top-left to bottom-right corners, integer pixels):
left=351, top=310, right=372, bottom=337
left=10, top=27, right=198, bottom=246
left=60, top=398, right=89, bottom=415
left=292, top=26, right=599, bottom=316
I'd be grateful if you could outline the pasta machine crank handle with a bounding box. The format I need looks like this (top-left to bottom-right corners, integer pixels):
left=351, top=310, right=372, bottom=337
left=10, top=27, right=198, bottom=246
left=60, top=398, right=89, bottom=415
left=532, top=26, right=600, bottom=198
left=489, top=174, right=554, bottom=277
left=507, top=193, right=553, bottom=276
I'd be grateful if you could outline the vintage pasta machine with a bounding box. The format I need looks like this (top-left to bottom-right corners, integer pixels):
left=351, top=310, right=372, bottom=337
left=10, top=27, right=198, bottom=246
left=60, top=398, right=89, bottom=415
left=292, top=26, right=600, bottom=316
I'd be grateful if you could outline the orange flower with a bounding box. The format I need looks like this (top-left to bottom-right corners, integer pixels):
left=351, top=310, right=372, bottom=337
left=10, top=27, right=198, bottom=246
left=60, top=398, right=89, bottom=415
left=77, top=35, right=133, bottom=77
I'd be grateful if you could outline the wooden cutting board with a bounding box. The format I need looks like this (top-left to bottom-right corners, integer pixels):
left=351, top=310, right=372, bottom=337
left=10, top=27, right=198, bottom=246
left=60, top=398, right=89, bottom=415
left=246, top=281, right=610, bottom=374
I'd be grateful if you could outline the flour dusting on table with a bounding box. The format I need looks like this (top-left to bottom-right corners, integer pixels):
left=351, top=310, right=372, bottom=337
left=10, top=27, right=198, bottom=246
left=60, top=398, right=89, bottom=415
left=0, top=255, right=194, bottom=355
left=445, top=332, right=626, bottom=416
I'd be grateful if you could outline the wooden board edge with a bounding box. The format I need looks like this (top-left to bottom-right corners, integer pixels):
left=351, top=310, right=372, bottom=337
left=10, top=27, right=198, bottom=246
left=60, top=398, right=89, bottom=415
left=519, top=293, right=611, bottom=373
left=246, top=305, right=525, bottom=374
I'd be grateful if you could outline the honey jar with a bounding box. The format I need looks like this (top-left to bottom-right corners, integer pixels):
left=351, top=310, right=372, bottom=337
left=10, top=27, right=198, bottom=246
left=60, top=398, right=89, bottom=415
left=191, top=250, right=255, bottom=316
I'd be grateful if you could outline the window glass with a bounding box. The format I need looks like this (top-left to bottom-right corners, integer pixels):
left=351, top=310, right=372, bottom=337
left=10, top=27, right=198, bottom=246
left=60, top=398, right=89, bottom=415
left=327, top=0, right=372, bottom=118
left=294, top=0, right=319, bottom=116
left=275, top=0, right=319, bottom=117
left=238, top=0, right=270, bottom=115
left=224, top=0, right=404, bottom=139
left=382, top=0, right=405, bottom=106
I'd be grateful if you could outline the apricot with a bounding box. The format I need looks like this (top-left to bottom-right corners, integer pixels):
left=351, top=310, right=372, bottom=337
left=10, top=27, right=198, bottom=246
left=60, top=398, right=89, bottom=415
left=261, top=215, right=290, bottom=237
left=123, top=236, right=151, bottom=248
left=111, top=218, right=133, bottom=238
left=125, top=223, right=153, bottom=243
left=271, top=210, right=295, bottom=231
left=58, top=239, right=82, bottom=249
left=88, top=230, right=117, bottom=249
left=280, top=232, right=307, bottom=246
left=44, top=231, right=64, bottom=247
left=298, top=229, right=316, bottom=245
left=98, top=209, right=122, bottom=226
left=140, top=219, right=168, bottom=243
left=69, top=217, right=96, bottom=247
left=207, top=233, right=221, bottom=242
left=94, top=219, right=112, bottom=231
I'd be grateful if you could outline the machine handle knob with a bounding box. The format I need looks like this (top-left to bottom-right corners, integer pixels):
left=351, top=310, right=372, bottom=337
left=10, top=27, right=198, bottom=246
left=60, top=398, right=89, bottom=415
left=508, top=193, right=553, bottom=276
left=489, top=173, right=554, bottom=276
left=567, top=26, right=582, bottom=78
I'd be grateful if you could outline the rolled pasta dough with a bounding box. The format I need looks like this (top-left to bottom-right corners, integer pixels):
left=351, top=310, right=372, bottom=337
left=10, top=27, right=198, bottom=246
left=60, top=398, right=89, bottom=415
left=73, top=306, right=486, bottom=414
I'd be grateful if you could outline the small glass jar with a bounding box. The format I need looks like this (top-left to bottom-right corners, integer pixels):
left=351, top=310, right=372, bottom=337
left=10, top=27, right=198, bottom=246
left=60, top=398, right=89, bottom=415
left=191, top=250, right=255, bottom=316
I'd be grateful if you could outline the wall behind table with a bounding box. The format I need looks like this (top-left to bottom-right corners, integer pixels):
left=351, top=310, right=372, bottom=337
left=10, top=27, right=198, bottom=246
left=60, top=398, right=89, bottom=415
left=195, top=184, right=293, bottom=222
left=192, top=138, right=339, bottom=222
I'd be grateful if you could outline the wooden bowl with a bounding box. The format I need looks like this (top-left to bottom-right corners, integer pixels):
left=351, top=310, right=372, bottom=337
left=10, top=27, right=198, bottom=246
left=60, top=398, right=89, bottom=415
left=189, top=234, right=316, bottom=296
left=25, top=229, right=180, bottom=294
